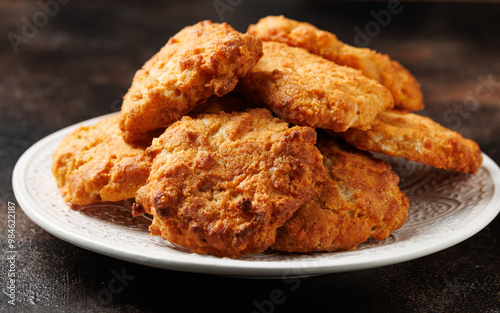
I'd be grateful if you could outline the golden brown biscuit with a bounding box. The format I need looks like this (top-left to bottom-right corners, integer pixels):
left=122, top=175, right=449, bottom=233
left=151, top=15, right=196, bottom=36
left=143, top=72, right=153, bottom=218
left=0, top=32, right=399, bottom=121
left=120, top=21, right=263, bottom=144
left=238, top=41, right=394, bottom=132
left=52, top=114, right=151, bottom=205
left=133, top=108, right=327, bottom=258
left=272, top=138, right=409, bottom=253
left=338, top=110, right=483, bottom=173
left=248, top=15, right=424, bottom=111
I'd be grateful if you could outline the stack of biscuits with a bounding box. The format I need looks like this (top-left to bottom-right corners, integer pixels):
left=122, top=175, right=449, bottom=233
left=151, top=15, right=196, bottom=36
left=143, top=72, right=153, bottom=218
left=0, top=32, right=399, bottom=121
left=52, top=16, right=482, bottom=258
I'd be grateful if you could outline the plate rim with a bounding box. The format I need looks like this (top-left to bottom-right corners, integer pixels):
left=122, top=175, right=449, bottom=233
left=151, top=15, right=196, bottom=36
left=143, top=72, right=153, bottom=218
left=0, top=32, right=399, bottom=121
left=12, top=114, right=500, bottom=278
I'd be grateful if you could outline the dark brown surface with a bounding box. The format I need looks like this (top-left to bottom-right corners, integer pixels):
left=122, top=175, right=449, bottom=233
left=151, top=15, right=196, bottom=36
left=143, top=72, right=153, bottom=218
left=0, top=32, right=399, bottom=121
left=1, top=1, right=499, bottom=312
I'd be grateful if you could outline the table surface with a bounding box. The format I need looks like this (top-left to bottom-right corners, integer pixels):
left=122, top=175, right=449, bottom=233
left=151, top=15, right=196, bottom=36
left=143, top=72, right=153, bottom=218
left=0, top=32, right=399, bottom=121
left=1, top=1, right=499, bottom=312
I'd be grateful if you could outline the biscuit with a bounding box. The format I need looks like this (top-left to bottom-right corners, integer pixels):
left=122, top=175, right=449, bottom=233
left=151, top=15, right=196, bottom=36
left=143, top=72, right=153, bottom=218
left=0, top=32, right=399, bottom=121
left=238, top=41, right=394, bottom=132
left=120, top=21, right=263, bottom=144
left=338, top=110, right=483, bottom=173
left=52, top=114, right=151, bottom=205
left=272, top=138, right=409, bottom=253
left=133, top=108, right=326, bottom=258
left=248, top=15, right=424, bottom=111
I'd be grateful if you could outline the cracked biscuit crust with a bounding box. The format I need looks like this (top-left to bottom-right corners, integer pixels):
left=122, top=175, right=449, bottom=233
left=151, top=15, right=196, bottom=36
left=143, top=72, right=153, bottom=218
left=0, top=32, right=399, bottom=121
left=238, top=41, right=394, bottom=132
left=272, top=138, right=409, bottom=253
left=134, top=108, right=326, bottom=258
left=120, top=20, right=263, bottom=144
left=52, top=114, right=151, bottom=205
left=248, top=15, right=424, bottom=111
left=338, top=110, right=483, bottom=173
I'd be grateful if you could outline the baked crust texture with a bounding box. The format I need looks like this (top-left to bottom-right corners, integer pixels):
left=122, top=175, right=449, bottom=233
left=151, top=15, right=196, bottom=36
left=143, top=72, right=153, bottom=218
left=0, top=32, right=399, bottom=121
left=238, top=41, right=394, bottom=132
left=120, top=21, right=263, bottom=144
left=52, top=114, right=151, bottom=205
left=339, top=110, right=483, bottom=174
left=248, top=15, right=423, bottom=111
left=134, top=108, right=326, bottom=258
left=272, top=138, right=409, bottom=252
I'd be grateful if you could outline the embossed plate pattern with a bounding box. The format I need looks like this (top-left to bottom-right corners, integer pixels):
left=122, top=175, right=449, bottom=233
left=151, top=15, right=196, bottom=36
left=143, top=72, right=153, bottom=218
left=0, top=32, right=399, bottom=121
left=13, top=114, right=500, bottom=278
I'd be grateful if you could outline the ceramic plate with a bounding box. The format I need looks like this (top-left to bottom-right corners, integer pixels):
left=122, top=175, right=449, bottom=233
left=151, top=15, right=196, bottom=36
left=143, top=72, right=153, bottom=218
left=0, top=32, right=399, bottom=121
left=12, top=114, right=500, bottom=278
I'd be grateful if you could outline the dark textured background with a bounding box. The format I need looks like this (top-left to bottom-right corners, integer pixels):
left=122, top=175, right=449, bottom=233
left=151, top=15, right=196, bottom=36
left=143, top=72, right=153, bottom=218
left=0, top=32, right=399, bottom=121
left=1, top=1, right=499, bottom=312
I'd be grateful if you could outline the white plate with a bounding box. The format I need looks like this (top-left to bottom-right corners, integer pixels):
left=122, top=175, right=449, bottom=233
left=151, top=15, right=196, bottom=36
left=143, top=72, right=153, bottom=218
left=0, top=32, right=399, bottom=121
left=13, top=114, right=500, bottom=278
